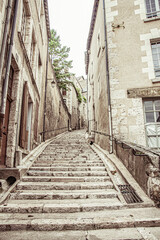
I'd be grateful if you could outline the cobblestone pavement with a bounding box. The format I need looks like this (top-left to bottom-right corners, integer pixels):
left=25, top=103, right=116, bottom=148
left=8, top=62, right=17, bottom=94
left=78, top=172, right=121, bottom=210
left=0, top=130, right=160, bottom=239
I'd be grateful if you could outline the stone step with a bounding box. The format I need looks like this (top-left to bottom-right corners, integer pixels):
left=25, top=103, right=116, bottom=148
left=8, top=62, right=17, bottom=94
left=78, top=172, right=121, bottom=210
left=1, top=207, right=159, bottom=221
left=1, top=228, right=160, bottom=240
left=34, top=160, right=103, bottom=164
left=10, top=189, right=117, bottom=200
left=21, top=176, right=111, bottom=182
left=17, top=181, right=113, bottom=190
left=26, top=171, right=108, bottom=177
left=29, top=166, right=106, bottom=171
left=38, top=155, right=80, bottom=159
left=32, top=163, right=104, bottom=167
left=0, top=214, right=160, bottom=231
left=0, top=199, right=122, bottom=213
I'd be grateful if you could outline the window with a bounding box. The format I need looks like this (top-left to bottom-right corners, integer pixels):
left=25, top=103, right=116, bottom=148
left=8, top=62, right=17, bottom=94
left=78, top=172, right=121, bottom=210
left=145, top=0, right=160, bottom=18
left=30, top=31, right=36, bottom=66
left=21, top=5, right=26, bottom=42
left=151, top=42, right=160, bottom=77
left=144, top=99, right=160, bottom=149
left=97, top=32, right=101, bottom=57
left=62, top=89, right=67, bottom=96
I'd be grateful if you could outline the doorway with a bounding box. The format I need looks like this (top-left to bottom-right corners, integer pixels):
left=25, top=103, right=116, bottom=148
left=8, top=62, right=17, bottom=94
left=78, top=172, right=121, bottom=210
left=0, top=66, right=14, bottom=166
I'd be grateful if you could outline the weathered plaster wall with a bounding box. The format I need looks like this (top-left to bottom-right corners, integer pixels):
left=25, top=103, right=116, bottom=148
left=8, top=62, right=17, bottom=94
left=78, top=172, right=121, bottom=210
left=45, top=60, right=70, bottom=140
left=0, top=0, right=49, bottom=167
left=105, top=0, right=160, bottom=145
left=88, top=0, right=110, bottom=151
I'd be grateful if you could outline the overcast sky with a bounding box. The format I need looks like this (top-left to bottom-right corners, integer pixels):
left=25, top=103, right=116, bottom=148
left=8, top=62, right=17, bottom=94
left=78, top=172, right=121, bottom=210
left=48, top=0, right=94, bottom=78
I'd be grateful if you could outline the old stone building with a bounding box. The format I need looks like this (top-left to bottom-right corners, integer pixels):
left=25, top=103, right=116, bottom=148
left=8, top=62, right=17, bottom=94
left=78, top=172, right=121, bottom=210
left=0, top=0, right=70, bottom=172
left=62, top=76, right=87, bottom=130
left=44, top=59, right=71, bottom=139
left=86, top=0, right=160, bottom=152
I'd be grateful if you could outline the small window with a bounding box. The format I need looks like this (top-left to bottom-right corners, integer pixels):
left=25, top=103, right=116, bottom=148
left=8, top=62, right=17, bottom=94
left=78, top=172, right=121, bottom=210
left=30, top=31, right=36, bottom=65
left=144, top=99, right=160, bottom=149
left=145, top=0, right=160, bottom=18
left=62, top=89, right=67, bottom=96
left=97, top=32, right=101, bottom=57
left=151, top=41, right=160, bottom=77
left=21, top=5, right=27, bottom=42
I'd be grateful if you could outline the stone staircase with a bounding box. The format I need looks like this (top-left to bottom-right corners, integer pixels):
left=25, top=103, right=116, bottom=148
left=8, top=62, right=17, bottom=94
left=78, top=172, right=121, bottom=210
left=0, top=130, right=160, bottom=239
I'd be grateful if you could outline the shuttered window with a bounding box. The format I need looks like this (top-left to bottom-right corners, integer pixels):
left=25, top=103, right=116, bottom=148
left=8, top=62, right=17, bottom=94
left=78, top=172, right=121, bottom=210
left=19, top=82, right=29, bottom=149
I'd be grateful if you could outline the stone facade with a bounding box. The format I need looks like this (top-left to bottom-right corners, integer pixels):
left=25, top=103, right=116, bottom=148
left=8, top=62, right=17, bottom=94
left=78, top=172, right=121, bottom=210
left=62, top=76, right=87, bottom=130
left=86, top=0, right=160, bottom=151
left=0, top=0, right=70, bottom=170
left=45, top=60, right=71, bottom=139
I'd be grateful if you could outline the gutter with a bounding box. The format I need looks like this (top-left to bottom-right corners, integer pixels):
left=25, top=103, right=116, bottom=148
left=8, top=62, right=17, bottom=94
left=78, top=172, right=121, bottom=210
left=0, top=0, right=19, bottom=137
left=103, top=0, right=113, bottom=153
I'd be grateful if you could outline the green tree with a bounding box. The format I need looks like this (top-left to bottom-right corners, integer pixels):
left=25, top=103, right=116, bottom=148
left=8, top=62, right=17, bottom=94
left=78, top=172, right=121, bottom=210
left=49, top=29, right=74, bottom=90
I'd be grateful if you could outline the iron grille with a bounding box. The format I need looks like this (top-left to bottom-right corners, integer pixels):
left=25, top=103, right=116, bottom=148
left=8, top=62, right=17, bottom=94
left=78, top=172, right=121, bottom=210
left=118, top=184, right=143, bottom=204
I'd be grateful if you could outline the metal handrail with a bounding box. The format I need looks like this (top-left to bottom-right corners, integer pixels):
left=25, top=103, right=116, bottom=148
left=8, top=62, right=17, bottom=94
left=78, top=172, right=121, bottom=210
left=39, top=127, right=68, bottom=135
left=91, top=129, right=160, bottom=157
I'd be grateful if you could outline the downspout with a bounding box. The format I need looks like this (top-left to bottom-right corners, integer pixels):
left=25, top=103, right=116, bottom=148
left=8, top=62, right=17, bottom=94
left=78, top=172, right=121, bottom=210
left=103, top=0, right=113, bottom=153
left=0, top=0, right=19, bottom=137
left=43, top=40, right=49, bottom=142
left=0, top=0, right=12, bottom=80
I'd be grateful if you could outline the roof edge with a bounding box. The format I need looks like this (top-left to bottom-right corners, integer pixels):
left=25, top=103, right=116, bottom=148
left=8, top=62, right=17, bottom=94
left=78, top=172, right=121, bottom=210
left=85, top=0, right=99, bottom=75
left=44, top=0, right=51, bottom=39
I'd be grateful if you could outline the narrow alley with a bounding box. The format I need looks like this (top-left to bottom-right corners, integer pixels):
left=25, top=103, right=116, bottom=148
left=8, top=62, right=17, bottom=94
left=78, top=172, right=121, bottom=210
left=0, top=130, right=160, bottom=239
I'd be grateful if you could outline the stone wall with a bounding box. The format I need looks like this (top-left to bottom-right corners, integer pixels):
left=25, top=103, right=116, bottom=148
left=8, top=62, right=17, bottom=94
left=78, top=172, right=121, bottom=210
left=87, top=0, right=160, bottom=151
left=44, top=60, right=71, bottom=140
left=113, top=139, right=160, bottom=206
left=0, top=0, right=50, bottom=167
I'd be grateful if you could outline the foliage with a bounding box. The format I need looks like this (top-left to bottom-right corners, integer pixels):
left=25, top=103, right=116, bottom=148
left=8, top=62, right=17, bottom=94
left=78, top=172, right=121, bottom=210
left=83, top=96, right=87, bottom=103
left=76, top=88, right=82, bottom=103
left=49, top=29, right=74, bottom=90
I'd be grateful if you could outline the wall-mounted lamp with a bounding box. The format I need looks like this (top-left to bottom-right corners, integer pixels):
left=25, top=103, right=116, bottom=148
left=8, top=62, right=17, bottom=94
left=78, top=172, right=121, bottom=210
left=47, top=79, right=56, bottom=88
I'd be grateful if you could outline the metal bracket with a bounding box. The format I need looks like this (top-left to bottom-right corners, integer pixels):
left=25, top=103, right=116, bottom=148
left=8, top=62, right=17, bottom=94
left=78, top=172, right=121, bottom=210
left=112, top=22, right=125, bottom=32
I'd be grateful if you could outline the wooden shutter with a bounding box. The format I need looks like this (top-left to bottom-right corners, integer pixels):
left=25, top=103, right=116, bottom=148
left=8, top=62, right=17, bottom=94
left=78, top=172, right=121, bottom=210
left=19, top=82, right=29, bottom=149
left=34, top=100, right=39, bottom=141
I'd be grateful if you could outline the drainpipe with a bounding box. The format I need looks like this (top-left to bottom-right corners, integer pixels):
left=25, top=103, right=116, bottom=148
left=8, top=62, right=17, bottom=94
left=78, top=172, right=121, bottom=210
left=0, top=0, right=19, bottom=138
left=43, top=40, right=49, bottom=142
left=0, top=0, right=12, bottom=80
left=103, top=0, right=113, bottom=154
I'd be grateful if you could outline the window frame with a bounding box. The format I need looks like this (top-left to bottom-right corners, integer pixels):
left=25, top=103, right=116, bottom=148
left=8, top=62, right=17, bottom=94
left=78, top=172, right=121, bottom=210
left=151, top=41, right=160, bottom=78
left=21, top=5, right=27, bottom=42
left=145, top=0, right=160, bottom=18
left=144, top=98, right=160, bottom=149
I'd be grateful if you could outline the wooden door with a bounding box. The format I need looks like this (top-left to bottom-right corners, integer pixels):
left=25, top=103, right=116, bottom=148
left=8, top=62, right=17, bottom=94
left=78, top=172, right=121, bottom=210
left=0, top=66, right=14, bottom=166
left=1, top=98, right=11, bottom=165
